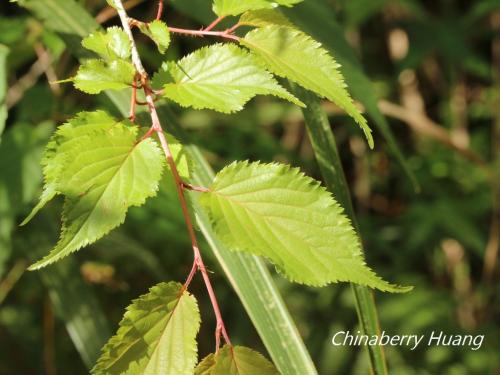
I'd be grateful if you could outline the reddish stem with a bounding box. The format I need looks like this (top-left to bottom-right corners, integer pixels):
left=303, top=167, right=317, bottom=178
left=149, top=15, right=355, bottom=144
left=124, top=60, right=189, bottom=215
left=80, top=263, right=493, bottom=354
left=168, top=26, right=240, bottom=41
left=129, top=81, right=138, bottom=122
left=155, top=0, right=163, bottom=20
left=182, top=182, right=210, bottom=193
left=225, top=23, right=241, bottom=34
left=204, top=16, right=225, bottom=32
left=140, top=125, right=155, bottom=141
left=147, top=87, right=231, bottom=348
left=115, top=0, right=232, bottom=351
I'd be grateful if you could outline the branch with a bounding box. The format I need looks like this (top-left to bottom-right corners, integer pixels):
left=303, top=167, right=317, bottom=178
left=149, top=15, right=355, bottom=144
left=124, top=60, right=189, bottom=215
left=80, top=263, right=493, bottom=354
left=6, top=45, right=53, bottom=109
left=163, top=26, right=240, bottom=41
left=95, top=0, right=144, bottom=24
left=204, top=16, right=225, bottom=32
left=377, top=100, right=485, bottom=166
left=113, top=0, right=231, bottom=350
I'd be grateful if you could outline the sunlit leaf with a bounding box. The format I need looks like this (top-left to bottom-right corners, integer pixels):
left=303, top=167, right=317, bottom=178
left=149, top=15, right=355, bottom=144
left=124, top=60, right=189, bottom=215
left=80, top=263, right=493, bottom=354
left=82, top=27, right=131, bottom=60
left=93, top=282, right=200, bottom=375
left=22, top=111, right=119, bottom=225
left=213, top=0, right=303, bottom=17
left=139, top=20, right=170, bottom=54
left=195, top=345, right=279, bottom=375
left=239, top=9, right=293, bottom=28
left=29, top=124, right=164, bottom=269
left=161, top=43, right=303, bottom=113
left=74, top=59, right=135, bottom=94
left=242, top=25, right=373, bottom=148
left=201, top=161, right=409, bottom=291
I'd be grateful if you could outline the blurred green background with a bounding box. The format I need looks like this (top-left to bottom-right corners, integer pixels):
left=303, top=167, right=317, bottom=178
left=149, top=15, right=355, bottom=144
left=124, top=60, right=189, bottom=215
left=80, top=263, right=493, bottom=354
left=0, top=0, right=499, bottom=374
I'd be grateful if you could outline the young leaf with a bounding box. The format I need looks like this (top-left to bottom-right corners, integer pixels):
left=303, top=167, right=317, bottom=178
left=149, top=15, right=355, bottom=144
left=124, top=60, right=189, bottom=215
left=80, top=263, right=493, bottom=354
left=93, top=282, right=201, bottom=375
left=195, top=345, right=278, bottom=375
left=21, top=111, right=120, bottom=225
left=82, top=27, right=131, bottom=60
left=139, top=20, right=170, bottom=54
left=29, top=124, right=164, bottom=270
left=241, top=25, right=374, bottom=148
left=74, top=59, right=135, bottom=94
left=213, top=0, right=304, bottom=17
left=161, top=44, right=303, bottom=113
left=239, top=9, right=294, bottom=28
left=200, top=161, right=410, bottom=292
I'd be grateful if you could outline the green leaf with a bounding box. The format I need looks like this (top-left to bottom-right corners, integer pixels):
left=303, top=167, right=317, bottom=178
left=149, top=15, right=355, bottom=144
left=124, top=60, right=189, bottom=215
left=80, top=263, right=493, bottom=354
left=82, top=27, right=131, bottom=60
left=241, top=25, right=374, bottom=148
left=195, top=345, right=279, bottom=375
left=106, top=0, right=117, bottom=8
left=213, top=0, right=304, bottom=17
left=139, top=20, right=170, bottom=54
left=21, top=111, right=120, bottom=225
left=20, top=185, right=57, bottom=226
left=200, top=161, right=408, bottom=292
left=74, top=58, right=135, bottom=94
left=239, top=9, right=294, bottom=28
left=162, top=43, right=303, bottom=113
left=0, top=44, right=8, bottom=140
left=92, top=281, right=200, bottom=375
left=29, top=124, right=164, bottom=270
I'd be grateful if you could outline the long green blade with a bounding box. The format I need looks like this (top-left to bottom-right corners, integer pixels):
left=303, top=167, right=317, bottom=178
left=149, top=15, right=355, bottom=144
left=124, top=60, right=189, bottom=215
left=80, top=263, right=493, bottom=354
left=290, top=87, right=388, bottom=375
left=20, top=1, right=318, bottom=373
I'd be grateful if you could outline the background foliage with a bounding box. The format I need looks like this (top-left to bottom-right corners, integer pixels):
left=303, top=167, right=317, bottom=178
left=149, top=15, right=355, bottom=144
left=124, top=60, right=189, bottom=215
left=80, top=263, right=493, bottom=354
left=0, top=0, right=499, bottom=374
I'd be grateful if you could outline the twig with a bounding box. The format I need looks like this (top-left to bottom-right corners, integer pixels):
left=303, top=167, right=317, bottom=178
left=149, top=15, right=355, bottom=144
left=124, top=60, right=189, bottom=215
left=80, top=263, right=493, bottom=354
left=204, top=16, right=225, bottom=32
left=129, top=78, right=138, bottom=122
left=156, top=0, right=163, bottom=21
left=34, top=43, right=60, bottom=95
left=114, top=0, right=231, bottom=350
left=6, top=47, right=53, bottom=109
left=377, top=100, right=486, bottom=166
left=167, top=26, right=240, bottom=41
left=321, top=99, right=486, bottom=167
left=95, top=0, right=144, bottom=24
left=0, top=260, right=27, bottom=305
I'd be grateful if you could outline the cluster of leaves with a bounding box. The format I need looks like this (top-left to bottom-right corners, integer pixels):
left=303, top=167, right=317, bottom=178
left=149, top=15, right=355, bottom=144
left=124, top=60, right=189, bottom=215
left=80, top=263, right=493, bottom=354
left=0, top=0, right=499, bottom=373
left=14, top=0, right=413, bottom=372
left=28, top=0, right=401, bottom=287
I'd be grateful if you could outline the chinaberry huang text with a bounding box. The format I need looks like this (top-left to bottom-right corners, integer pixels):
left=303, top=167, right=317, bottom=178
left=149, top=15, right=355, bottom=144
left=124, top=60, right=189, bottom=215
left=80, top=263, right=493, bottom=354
left=331, top=331, right=484, bottom=351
